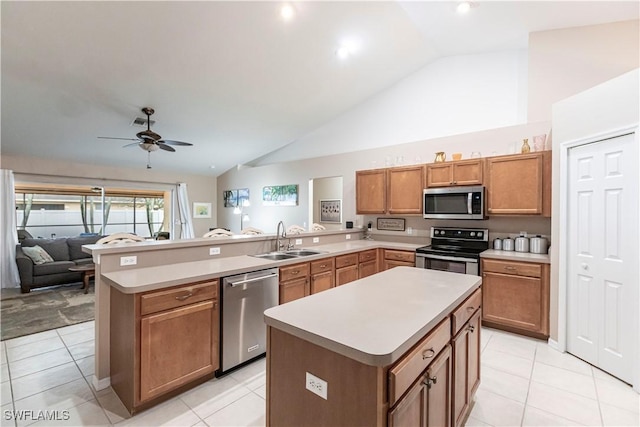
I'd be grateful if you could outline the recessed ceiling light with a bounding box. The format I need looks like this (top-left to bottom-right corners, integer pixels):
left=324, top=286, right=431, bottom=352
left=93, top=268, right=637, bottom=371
left=281, top=4, right=295, bottom=21
left=210, top=165, right=216, bottom=169
left=456, top=1, right=474, bottom=14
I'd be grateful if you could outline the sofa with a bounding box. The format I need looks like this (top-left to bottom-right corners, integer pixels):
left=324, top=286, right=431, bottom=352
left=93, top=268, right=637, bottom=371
left=15, top=235, right=102, bottom=293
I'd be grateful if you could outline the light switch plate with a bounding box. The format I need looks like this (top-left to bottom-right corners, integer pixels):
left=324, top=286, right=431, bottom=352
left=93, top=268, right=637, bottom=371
left=313, top=237, right=320, bottom=243
left=209, top=247, right=220, bottom=255
left=346, top=234, right=351, bottom=240
left=120, top=256, right=137, bottom=266
left=305, top=372, right=327, bottom=400
left=295, top=239, right=303, bottom=245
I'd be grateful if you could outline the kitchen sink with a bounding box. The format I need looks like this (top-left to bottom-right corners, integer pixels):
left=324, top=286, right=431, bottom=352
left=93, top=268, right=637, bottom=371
left=284, top=249, right=328, bottom=256
left=252, top=252, right=299, bottom=261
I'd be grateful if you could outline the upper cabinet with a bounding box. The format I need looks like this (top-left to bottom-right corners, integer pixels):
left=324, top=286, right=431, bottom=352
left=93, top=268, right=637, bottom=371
left=485, top=151, right=551, bottom=216
left=356, top=165, right=424, bottom=215
left=426, top=159, right=484, bottom=188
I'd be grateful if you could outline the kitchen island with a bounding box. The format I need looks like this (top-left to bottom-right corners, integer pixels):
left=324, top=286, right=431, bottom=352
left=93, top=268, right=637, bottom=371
left=264, top=267, right=482, bottom=427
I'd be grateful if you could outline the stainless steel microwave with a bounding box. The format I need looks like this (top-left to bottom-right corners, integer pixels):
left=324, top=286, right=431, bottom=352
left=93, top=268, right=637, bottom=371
left=423, top=185, right=485, bottom=220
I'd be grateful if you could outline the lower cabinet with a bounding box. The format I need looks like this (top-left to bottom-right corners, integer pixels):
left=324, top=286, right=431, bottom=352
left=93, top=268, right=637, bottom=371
left=359, top=249, right=379, bottom=279
left=310, top=258, right=335, bottom=294
left=279, top=262, right=310, bottom=304
left=110, top=280, right=219, bottom=414
left=335, top=253, right=359, bottom=286
left=452, top=309, right=481, bottom=427
left=383, top=249, right=416, bottom=270
left=481, top=258, right=550, bottom=338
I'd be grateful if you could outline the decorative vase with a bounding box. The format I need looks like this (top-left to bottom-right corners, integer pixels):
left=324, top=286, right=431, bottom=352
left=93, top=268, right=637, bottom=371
left=521, top=139, right=531, bottom=154
left=434, top=152, right=446, bottom=162
left=533, top=134, right=546, bottom=151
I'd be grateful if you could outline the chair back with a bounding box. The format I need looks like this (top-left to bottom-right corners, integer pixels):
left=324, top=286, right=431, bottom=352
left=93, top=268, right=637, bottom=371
left=96, top=233, right=146, bottom=244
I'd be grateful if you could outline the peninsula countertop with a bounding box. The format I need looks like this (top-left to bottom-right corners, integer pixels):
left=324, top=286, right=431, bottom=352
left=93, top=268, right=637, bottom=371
left=101, top=240, right=422, bottom=294
left=264, top=267, right=481, bottom=367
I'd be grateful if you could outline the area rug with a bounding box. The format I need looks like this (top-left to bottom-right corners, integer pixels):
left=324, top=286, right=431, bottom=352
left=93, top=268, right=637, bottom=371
left=1, top=283, right=94, bottom=341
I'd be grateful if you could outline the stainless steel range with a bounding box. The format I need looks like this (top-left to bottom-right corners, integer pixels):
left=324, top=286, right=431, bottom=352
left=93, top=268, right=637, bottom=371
left=415, top=227, right=489, bottom=275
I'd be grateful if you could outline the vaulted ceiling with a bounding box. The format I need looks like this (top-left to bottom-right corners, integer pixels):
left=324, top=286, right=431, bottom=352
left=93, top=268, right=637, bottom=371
left=2, top=1, right=637, bottom=175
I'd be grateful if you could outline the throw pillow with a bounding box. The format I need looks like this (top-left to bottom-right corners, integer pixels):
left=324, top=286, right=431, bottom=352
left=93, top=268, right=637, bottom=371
left=22, top=245, right=55, bottom=265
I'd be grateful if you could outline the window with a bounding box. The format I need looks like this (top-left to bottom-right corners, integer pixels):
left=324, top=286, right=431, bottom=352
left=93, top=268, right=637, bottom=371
left=15, top=184, right=170, bottom=239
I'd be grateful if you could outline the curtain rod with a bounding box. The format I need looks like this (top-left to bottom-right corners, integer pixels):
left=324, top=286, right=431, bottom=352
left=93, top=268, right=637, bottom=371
left=13, top=172, right=181, bottom=187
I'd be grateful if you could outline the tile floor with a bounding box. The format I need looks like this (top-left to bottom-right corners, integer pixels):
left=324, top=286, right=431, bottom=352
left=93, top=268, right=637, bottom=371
left=0, top=322, right=638, bottom=426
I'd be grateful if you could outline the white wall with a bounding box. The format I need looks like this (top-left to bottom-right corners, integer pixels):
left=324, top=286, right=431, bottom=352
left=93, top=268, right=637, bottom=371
left=255, top=50, right=528, bottom=165
left=312, top=176, right=343, bottom=230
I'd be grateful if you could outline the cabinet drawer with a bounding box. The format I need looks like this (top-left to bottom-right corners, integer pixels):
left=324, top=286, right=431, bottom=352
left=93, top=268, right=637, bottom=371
left=388, top=317, right=451, bottom=406
left=335, top=253, right=358, bottom=269
left=451, top=288, right=482, bottom=336
left=140, top=281, right=218, bottom=316
left=359, top=249, right=377, bottom=263
left=310, top=258, right=334, bottom=274
left=482, top=259, right=541, bottom=278
left=279, top=262, right=309, bottom=282
left=384, top=250, right=415, bottom=263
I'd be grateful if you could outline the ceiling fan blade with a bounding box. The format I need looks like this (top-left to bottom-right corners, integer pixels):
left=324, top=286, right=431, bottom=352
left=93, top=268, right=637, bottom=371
left=123, top=142, right=140, bottom=148
left=159, top=139, right=193, bottom=146
left=98, top=136, right=140, bottom=141
left=157, top=143, right=176, bottom=152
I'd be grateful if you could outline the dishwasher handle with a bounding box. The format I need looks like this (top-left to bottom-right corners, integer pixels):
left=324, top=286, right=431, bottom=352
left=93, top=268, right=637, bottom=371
left=228, top=272, right=279, bottom=287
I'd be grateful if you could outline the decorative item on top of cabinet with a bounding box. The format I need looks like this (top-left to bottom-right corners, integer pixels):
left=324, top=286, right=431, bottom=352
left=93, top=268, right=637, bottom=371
left=426, top=159, right=483, bottom=188
left=485, top=151, right=551, bottom=216
left=279, top=262, right=310, bottom=304
left=481, top=258, right=550, bottom=338
left=110, top=280, right=219, bottom=415
left=356, top=165, right=424, bottom=215
left=521, top=138, right=531, bottom=153
left=382, top=249, right=415, bottom=270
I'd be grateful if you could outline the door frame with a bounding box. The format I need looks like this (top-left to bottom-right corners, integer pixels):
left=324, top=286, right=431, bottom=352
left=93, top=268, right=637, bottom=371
left=557, top=124, right=639, bottom=391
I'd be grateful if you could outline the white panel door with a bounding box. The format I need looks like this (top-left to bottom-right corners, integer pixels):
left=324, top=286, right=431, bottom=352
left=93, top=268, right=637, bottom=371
left=567, top=132, right=638, bottom=383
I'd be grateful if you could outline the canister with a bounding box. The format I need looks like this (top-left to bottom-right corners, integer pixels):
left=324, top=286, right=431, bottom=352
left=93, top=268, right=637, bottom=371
left=530, top=235, right=549, bottom=254
left=493, top=238, right=502, bottom=250
left=502, top=238, right=514, bottom=251
left=515, top=235, right=530, bottom=252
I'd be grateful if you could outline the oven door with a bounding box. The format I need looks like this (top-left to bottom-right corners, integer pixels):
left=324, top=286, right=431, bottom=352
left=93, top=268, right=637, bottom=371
left=416, top=253, right=479, bottom=276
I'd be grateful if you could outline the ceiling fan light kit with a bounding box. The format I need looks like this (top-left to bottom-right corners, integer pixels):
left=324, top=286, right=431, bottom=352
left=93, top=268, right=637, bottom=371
left=98, top=106, right=194, bottom=168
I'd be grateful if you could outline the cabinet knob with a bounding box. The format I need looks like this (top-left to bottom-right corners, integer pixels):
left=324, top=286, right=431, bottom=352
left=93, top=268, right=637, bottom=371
left=422, top=375, right=438, bottom=389
left=175, top=292, right=193, bottom=301
left=468, top=324, right=476, bottom=333
left=422, top=348, right=435, bottom=360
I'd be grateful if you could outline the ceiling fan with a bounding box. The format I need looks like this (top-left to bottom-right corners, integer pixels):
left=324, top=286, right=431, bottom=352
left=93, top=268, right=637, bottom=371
left=98, top=107, right=193, bottom=168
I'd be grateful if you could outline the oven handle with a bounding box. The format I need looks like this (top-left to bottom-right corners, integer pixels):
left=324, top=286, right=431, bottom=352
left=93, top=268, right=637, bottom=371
left=416, top=253, right=478, bottom=263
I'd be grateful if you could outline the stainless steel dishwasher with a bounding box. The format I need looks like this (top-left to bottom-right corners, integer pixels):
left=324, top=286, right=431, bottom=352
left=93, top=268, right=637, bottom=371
left=220, top=268, right=279, bottom=374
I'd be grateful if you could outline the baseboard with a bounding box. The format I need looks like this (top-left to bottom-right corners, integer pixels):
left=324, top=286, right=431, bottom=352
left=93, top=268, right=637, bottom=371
left=547, top=338, right=560, bottom=351
left=92, top=375, right=111, bottom=391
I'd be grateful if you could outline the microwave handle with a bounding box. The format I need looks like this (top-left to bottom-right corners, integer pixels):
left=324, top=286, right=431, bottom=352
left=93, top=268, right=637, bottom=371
left=467, top=193, right=473, bottom=214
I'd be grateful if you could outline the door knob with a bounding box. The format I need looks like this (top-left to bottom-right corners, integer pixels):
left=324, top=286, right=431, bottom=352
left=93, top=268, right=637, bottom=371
left=581, top=263, right=589, bottom=271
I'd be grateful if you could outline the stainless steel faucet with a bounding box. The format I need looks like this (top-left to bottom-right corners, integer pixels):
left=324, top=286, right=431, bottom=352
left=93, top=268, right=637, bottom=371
left=276, top=221, right=286, bottom=251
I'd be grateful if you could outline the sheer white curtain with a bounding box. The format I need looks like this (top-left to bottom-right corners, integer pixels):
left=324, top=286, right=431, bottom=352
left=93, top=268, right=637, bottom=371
left=176, top=183, right=194, bottom=239
left=1, top=170, right=21, bottom=288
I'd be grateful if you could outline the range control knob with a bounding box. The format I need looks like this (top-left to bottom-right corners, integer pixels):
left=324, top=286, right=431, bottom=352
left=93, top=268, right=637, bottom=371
left=477, top=232, right=483, bottom=238
left=470, top=232, right=476, bottom=236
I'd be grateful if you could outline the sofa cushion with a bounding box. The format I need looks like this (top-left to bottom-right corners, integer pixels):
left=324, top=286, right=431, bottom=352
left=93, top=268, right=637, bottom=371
left=67, top=235, right=102, bottom=260
left=33, top=260, right=76, bottom=276
left=74, top=258, right=94, bottom=266
left=22, top=238, right=70, bottom=261
left=21, top=245, right=54, bottom=265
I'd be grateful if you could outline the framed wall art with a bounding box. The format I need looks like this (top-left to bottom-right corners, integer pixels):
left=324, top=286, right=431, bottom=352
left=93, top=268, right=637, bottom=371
left=262, top=185, right=298, bottom=206
left=320, top=199, right=341, bottom=223
left=193, top=202, right=212, bottom=218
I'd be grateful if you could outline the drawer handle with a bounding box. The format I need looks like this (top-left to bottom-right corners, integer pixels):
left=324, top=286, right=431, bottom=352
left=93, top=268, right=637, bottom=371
left=320, top=264, right=326, bottom=268
left=468, top=324, right=476, bottom=333
left=291, top=270, right=299, bottom=275
left=466, top=306, right=476, bottom=312
left=175, top=292, right=193, bottom=301
left=504, top=266, right=517, bottom=271
left=422, top=375, right=438, bottom=389
left=422, top=348, right=435, bottom=360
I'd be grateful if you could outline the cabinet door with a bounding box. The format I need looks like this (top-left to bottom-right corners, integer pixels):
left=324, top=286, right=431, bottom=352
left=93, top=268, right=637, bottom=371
left=451, top=310, right=481, bottom=427
left=486, top=154, right=543, bottom=214
left=426, top=164, right=453, bottom=187
left=452, top=160, right=483, bottom=186
left=426, top=344, right=452, bottom=427
left=388, top=378, right=428, bottom=427
left=387, top=165, right=425, bottom=214
left=356, top=169, right=386, bottom=214
left=467, top=310, right=481, bottom=401
left=336, top=265, right=358, bottom=286
left=311, top=270, right=334, bottom=294
left=482, top=271, right=546, bottom=335
left=359, top=260, right=377, bottom=279
left=279, top=277, right=308, bottom=304
left=140, top=300, right=216, bottom=402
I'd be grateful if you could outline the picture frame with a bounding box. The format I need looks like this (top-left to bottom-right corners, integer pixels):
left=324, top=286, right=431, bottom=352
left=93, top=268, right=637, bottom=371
left=376, top=217, right=405, bottom=231
left=193, top=202, right=212, bottom=218
left=320, top=199, right=342, bottom=223
left=262, top=185, right=299, bottom=206
left=223, top=190, right=238, bottom=208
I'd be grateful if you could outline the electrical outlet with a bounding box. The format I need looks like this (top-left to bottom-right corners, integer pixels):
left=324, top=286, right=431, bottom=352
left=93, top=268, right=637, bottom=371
left=209, top=247, right=220, bottom=256
left=305, top=372, right=328, bottom=400
left=295, top=238, right=303, bottom=245
left=313, top=237, right=320, bottom=243
left=407, top=227, right=413, bottom=235
left=120, top=256, right=137, bottom=266
left=346, top=234, right=351, bottom=240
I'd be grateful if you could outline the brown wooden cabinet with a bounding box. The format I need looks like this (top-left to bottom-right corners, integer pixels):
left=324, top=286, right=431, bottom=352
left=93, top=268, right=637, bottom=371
left=279, top=262, right=310, bottom=304
left=452, top=309, right=481, bottom=427
left=482, top=258, right=550, bottom=338
left=485, top=151, right=551, bottom=216
left=356, top=166, right=424, bottom=215
left=383, top=249, right=416, bottom=270
left=359, top=249, right=379, bottom=279
left=335, top=253, right=359, bottom=286
left=310, top=258, right=335, bottom=294
left=426, top=159, right=483, bottom=188
left=110, top=280, right=219, bottom=414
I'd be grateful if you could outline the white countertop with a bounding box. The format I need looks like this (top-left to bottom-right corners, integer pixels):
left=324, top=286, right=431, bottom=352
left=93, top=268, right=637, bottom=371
left=480, top=249, right=551, bottom=264
left=264, top=267, right=481, bottom=367
left=102, top=240, right=423, bottom=294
